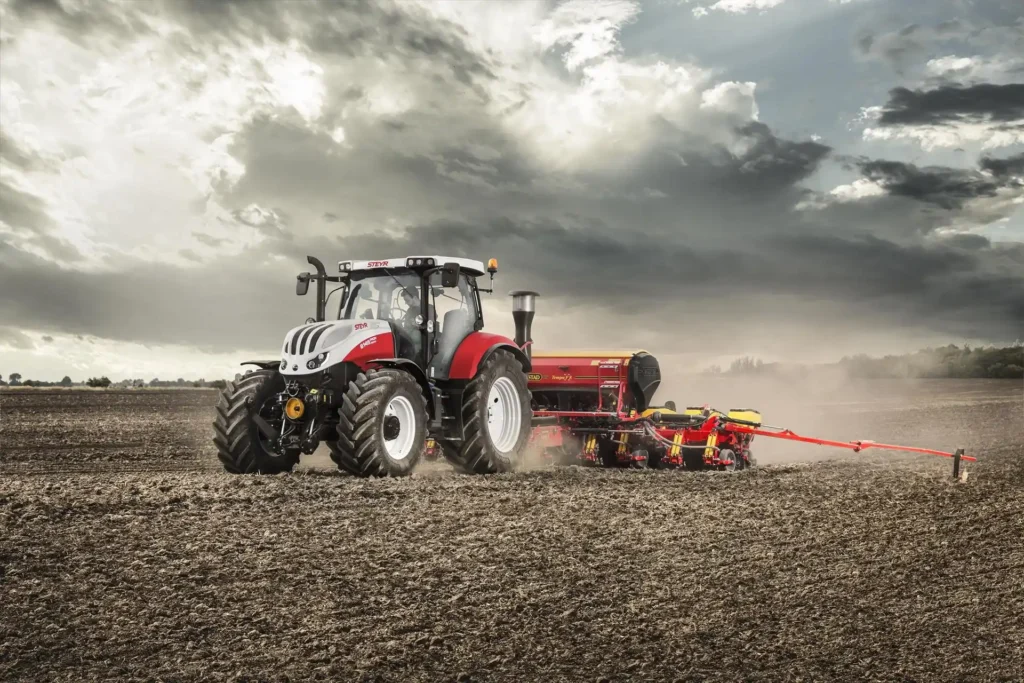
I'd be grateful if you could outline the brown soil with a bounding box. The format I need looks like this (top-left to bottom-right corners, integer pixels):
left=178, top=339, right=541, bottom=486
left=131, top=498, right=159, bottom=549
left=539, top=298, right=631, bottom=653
left=1, top=381, right=1022, bottom=681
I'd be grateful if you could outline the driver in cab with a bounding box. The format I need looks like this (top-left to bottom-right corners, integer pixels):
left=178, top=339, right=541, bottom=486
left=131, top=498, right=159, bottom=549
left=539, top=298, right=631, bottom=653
left=393, top=287, right=423, bottom=360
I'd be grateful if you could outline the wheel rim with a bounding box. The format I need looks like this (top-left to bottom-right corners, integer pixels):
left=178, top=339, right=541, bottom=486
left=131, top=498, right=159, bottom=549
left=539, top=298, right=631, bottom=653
left=383, top=395, right=417, bottom=460
left=486, top=377, right=522, bottom=453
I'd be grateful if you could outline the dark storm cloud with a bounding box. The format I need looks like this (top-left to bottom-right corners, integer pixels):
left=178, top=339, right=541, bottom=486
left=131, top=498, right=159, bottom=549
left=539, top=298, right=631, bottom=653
left=857, top=159, right=1002, bottom=210
left=616, top=121, right=831, bottom=201
left=941, top=233, right=991, bottom=251
left=684, top=122, right=831, bottom=195
left=876, top=84, right=1024, bottom=127
left=324, top=217, right=1024, bottom=341
left=980, top=152, right=1024, bottom=178
left=6, top=0, right=150, bottom=43
left=0, top=239, right=302, bottom=352
left=845, top=152, right=1024, bottom=216
left=0, top=179, right=81, bottom=262
left=768, top=233, right=1024, bottom=339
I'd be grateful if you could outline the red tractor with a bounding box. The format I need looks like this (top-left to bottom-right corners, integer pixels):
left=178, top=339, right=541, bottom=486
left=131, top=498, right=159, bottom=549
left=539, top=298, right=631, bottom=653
left=213, top=255, right=533, bottom=477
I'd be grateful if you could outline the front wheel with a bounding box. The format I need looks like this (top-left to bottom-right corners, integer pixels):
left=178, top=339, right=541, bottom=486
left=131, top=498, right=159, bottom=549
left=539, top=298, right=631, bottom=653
left=335, top=368, right=428, bottom=477
left=441, top=349, right=532, bottom=474
left=212, top=370, right=297, bottom=474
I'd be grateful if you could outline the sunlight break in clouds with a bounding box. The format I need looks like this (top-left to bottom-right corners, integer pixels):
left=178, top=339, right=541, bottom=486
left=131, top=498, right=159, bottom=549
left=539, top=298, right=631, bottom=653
left=0, top=11, right=326, bottom=269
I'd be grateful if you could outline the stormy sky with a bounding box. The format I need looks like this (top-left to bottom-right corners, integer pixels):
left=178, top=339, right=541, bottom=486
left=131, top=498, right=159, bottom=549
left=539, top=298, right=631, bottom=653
left=0, top=0, right=1022, bottom=381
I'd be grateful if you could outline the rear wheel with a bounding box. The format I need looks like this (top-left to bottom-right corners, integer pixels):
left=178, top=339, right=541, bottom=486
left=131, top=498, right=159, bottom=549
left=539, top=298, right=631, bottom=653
left=442, top=350, right=532, bottom=474
left=335, top=368, right=428, bottom=477
left=212, top=370, right=297, bottom=474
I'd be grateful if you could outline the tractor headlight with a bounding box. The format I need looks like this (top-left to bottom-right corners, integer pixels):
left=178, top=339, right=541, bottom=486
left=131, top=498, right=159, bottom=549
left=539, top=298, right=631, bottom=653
left=339, top=261, right=351, bottom=272
left=285, top=397, right=305, bottom=420
left=306, top=352, right=328, bottom=370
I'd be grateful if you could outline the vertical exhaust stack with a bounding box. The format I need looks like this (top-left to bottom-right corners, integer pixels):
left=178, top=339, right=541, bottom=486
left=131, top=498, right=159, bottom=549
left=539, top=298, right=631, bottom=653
left=510, top=290, right=539, bottom=359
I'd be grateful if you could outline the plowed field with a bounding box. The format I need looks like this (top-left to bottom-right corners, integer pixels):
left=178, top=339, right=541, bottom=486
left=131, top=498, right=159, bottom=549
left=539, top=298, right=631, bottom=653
left=1, top=380, right=1022, bottom=681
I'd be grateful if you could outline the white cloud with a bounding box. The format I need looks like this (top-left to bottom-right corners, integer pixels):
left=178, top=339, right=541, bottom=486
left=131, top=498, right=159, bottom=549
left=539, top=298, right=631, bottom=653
left=706, top=0, right=786, bottom=14
left=700, top=81, right=759, bottom=120
left=830, top=178, right=886, bottom=201
left=532, top=0, right=641, bottom=71
left=862, top=122, right=1024, bottom=151
left=465, top=3, right=761, bottom=173
left=924, top=54, right=1024, bottom=85
left=0, top=13, right=328, bottom=269
left=692, top=0, right=869, bottom=17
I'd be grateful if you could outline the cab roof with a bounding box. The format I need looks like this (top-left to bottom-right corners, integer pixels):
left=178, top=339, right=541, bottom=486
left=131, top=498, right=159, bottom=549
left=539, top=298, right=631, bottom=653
left=339, top=256, right=486, bottom=276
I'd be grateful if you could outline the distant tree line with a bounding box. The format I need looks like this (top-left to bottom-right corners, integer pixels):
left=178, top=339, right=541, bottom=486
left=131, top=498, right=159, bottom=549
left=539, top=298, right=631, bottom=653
left=707, top=343, right=1024, bottom=379
left=1, top=373, right=229, bottom=389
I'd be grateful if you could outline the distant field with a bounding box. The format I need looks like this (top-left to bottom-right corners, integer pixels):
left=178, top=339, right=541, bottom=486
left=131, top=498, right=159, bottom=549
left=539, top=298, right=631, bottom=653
left=1, top=380, right=1022, bottom=681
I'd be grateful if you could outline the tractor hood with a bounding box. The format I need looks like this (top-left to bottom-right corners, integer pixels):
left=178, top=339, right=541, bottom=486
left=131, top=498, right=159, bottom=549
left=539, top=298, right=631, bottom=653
left=279, top=319, right=393, bottom=376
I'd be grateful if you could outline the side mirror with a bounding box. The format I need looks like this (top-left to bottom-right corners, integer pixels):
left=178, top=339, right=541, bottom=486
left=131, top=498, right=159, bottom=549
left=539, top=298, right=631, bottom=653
left=440, top=262, right=461, bottom=288
left=296, top=273, right=310, bottom=296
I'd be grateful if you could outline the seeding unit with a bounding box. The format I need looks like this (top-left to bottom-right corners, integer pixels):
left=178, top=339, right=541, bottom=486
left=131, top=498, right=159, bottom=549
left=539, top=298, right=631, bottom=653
left=509, top=292, right=975, bottom=477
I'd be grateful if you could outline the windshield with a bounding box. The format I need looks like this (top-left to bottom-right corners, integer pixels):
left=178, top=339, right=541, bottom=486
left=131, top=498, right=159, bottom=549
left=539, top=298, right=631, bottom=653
left=338, top=270, right=421, bottom=322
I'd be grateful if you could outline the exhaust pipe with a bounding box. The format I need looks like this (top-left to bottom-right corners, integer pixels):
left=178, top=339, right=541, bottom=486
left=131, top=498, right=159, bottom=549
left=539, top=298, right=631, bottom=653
left=510, top=290, right=539, bottom=359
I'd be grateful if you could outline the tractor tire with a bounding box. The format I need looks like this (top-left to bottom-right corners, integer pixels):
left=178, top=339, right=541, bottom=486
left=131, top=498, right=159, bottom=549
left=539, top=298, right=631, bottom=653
left=326, top=442, right=360, bottom=476
left=334, top=368, right=428, bottom=477
left=212, top=370, right=297, bottom=475
left=441, top=349, right=532, bottom=475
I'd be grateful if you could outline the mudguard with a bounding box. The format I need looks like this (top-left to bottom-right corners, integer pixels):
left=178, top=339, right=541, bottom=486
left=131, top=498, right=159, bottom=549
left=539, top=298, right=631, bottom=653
left=370, top=358, right=433, bottom=417
left=240, top=360, right=281, bottom=370
left=448, top=332, right=531, bottom=380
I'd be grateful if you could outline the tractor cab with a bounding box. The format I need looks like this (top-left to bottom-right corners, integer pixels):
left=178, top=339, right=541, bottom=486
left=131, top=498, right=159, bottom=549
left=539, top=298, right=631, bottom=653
left=333, top=256, right=492, bottom=379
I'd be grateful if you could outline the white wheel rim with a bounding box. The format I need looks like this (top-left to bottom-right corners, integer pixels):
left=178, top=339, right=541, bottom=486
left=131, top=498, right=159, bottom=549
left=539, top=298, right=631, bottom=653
left=383, top=395, right=417, bottom=460
left=486, top=377, right=522, bottom=453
